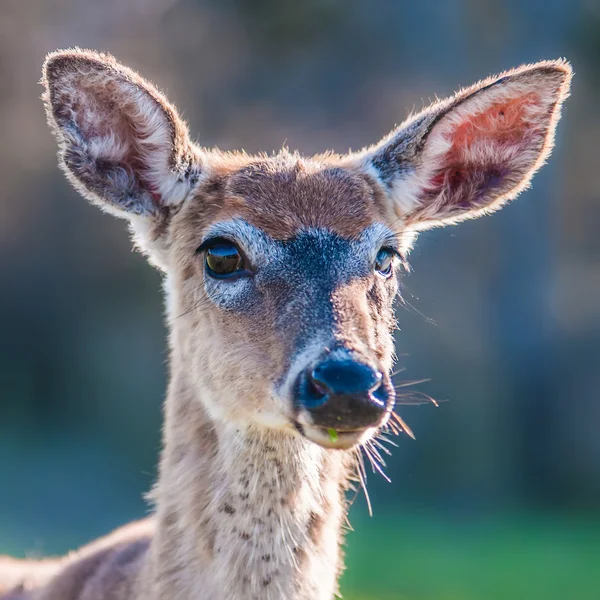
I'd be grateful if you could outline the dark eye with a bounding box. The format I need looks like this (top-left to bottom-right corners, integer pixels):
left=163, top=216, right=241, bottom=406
left=202, top=240, right=245, bottom=278
left=375, top=247, right=394, bottom=277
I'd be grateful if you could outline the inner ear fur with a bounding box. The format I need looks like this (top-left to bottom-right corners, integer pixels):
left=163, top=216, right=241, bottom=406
left=42, top=48, right=202, bottom=220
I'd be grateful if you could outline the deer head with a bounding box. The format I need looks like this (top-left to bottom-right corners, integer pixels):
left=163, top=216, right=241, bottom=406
left=43, top=50, right=571, bottom=451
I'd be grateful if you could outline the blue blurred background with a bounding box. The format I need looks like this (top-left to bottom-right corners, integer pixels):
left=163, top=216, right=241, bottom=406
left=1, top=1, right=599, bottom=598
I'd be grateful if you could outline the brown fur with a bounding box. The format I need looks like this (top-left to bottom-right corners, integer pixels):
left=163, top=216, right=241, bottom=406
left=0, top=50, right=571, bottom=600
left=221, top=154, right=383, bottom=239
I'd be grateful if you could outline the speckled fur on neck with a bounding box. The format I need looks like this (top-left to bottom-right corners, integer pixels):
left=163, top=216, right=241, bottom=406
left=147, top=391, right=350, bottom=600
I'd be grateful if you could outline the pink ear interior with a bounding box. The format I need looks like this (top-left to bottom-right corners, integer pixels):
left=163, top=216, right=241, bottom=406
left=424, top=91, right=551, bottom=212
left=452, top=93, right=538, bottom=150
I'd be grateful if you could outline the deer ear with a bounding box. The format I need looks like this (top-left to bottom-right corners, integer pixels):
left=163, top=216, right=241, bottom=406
left=354, top=60, right=572, bottom=230
left=42, top=49, right=202, bottom=221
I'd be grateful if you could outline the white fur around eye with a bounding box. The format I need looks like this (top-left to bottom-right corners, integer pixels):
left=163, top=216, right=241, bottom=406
left=203, top=269, right=254, bottom=309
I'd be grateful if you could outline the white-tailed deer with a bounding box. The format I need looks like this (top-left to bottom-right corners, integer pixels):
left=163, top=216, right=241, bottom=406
left=0, top=49, right=571, bottom=600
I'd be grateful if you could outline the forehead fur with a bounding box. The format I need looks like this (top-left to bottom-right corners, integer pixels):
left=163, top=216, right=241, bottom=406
left=183, top=151, right=388, bottom=240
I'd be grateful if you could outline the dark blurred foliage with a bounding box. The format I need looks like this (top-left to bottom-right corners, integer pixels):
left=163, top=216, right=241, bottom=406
left=1, top=0, right=599, bottom=598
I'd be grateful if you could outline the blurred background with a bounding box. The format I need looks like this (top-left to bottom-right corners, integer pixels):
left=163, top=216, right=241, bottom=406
left=1, top=0, right=599, bottom=598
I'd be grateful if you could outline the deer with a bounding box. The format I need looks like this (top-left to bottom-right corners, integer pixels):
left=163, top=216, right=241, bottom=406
left=0, top=49, right=571, bottom=600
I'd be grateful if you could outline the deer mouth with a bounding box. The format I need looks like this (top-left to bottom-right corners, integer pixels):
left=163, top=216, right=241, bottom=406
left=293, top=419, right=388, bottom=450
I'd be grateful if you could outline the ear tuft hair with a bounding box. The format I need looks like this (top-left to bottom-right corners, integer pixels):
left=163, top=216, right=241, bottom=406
left=352, top=59, right=572, bottom=231
left=42, top=48, right=202, bottom=220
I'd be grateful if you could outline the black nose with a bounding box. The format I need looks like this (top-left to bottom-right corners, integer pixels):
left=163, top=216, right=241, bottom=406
left=295, top=358, right=390, bottom=431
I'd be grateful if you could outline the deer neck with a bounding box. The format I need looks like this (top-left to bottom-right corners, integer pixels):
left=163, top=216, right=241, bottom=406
left=146, top=371, right=351, bottom=600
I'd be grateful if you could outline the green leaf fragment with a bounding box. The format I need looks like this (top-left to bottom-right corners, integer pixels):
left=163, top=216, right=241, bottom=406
left=328, top=428, right=338, bottom=442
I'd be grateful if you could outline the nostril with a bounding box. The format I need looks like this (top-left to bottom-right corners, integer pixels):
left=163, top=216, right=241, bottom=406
left=368, top=370, right=384, bottom=393
left=307, top=368, right=331, bottom=397
left=371, top=376, right=388, bottom=407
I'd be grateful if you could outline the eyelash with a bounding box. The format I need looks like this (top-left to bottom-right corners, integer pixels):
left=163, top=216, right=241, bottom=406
left=196, top=236, right=238, bottom=254
left=382, top=246, right=401, bottom=259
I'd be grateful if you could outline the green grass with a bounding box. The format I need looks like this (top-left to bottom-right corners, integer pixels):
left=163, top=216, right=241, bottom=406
left=341, top=512, right=600, bottom=600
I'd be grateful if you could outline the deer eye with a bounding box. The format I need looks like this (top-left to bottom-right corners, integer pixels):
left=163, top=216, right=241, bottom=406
left=375, top=247, right=394, bottom=277
left=200, top=239, right=246, bottom=278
